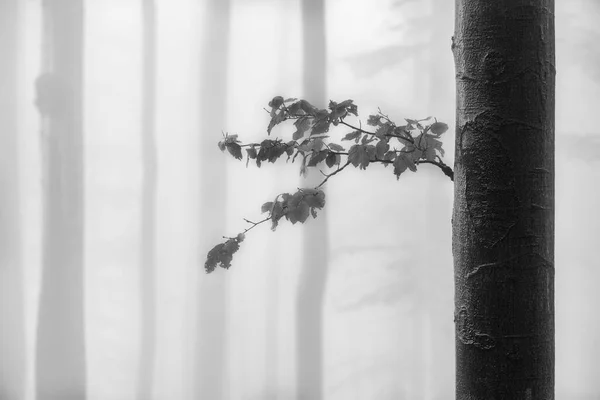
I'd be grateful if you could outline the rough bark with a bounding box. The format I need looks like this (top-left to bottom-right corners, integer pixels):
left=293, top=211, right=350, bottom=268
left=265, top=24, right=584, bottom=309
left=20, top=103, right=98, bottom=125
left=35, top=0, right=86, bottom=399
left=137, top=0, right=158, bottom=399
left=452, top=1, right=555, bottom=398
left=296, top=0, right=328, bottom=399
left=0, top=1, right=26, bottom=398
left=194, top=0, right=230, bottom=398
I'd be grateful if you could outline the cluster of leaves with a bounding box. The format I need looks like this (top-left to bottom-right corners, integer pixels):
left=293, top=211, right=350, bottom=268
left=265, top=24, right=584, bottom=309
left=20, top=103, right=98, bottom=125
left=262, top=188, right=326, bottom=231
left=205, top=96, right=453, bottom=273
left=205, top=234, right=244, bottom=273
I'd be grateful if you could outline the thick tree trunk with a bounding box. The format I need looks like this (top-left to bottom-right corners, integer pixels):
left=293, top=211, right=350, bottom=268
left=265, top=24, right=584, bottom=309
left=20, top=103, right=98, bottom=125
left=137, top=0, right=158, bottom=399
left=195, top=0, right=230, bottom=398
left=452, top=1, right=555, bottom=398
left=0, top=1, right=26, bottom=399
left=35, top=1, right=86, bottom=399
left=296, top=0, right=328, bottom=399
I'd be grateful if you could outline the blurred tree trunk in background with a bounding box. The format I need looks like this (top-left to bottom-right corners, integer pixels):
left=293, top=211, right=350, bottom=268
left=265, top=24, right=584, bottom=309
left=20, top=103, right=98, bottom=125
left=35, top=0, right=86, bottom=399
left=453, top=1, right=555, bottom=398
left=137, top=0, right=158, bottom=399
left=297, top=0, right=328, bottom=399
left=0, top=1, right=26, bottom=399
left=425, top=0, right=454, bottom=398
left=264, top=3, right=295, bottom=398
left=194, top=0, right=230, bottom=398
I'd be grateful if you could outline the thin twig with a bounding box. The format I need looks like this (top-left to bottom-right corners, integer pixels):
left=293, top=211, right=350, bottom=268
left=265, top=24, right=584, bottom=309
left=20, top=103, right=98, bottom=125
left=315, top=160, right=352, bottom=189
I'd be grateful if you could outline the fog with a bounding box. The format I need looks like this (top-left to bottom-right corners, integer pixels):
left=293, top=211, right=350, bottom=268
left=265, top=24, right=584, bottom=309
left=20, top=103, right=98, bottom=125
left=0, top=0, right=598, bottom=399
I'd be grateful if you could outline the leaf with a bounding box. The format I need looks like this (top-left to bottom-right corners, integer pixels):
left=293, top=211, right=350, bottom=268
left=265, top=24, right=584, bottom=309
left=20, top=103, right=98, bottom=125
left=293, top=116, right=311, bottom=140
left=288, top=101, right=305, bottom=115
left=268, top=96, right=284, bottom=109
left=430, top=122, right=448, bottom=135
left=307, top=150, right=328, bottom=167
left=328, top=143, right=345, bottom=152
left=205, top=238, right=241, bottom=273
left=303, top=189, right=326, bottom=209
left=267, top=110, right=286, bottom=134
left=414, top=133, right=427, bottom=149
left=299, top=155, right=308, bottom=176
left=307, top=150, right=329, bottom=167
left=288, top=201, right=310, bottom=224
left=271, top=202, right=285, bottom=231
left=311, top=119, right=330, bottom=136
left=329, top=99, right=354, bottom=121
left=367, top=114, right=381, bottom=126
left=425, top=135, right=445, bottom=157
left=405, top=153, right=417, bottom=171
left=343, top=131, right=361, bottom=141
left=297, top=202, right=311, bottom=224
left=337, top=99, right=354, bottom=108
left=348, top=144, right=373, bottom=170
left=376, top=140, right=390, bottom=159
left=299, top=99, right=316, bottom=114
left=285, top=143, right=296, bottom=160
left=261, top=201, right=274, bottom=214
left=374, top=123, right=392, bottom=140
left=314, top=109, right=329, bottom=119
left=326, top=152, right=337, bottom=168
left=246, top=147, right=257, bottom=159
left=393, top=154, right=408, bottom=179
left=425, top=146, right=437, bottom=161
left=256, top=139, right=288, bottom=164
left=226, top=142, right=243, bottom=160
left=348, top=104, right=358, bottom=116
left=384, top=151, right=396, bottom=161
left=308, top=137, right=325, bottom=152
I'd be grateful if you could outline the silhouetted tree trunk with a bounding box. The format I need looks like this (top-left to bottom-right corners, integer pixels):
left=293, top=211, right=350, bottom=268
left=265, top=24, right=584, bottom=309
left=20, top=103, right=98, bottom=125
left=194, top=0, right=230, bottom=398
left=452, top=1, right=555, bottom=398
left=137, top=0, right=158, bottom=399
left=35, top=1, right=86, bottom=399
left=297, top=0, right=328, bottom=399
left=0, top=1, right=26, bottom=399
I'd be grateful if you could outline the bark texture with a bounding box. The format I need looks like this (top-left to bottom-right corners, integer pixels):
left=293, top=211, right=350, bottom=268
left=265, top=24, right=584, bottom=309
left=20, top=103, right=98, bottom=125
left=137, top=0, right=158, bottom=399
left=0, top=1, right=26, bottom=398
left=194, top=0, right=230, bottom=398
left=452, top=1, right=555, bottom=399
left=296, top=0, right=328, bottom=399
left=36, top=0, right=86, bottom=399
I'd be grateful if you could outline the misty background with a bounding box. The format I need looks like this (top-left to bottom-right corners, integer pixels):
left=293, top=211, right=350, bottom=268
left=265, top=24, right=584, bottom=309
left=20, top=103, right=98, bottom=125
left=0, top=0, right=598, bottom=399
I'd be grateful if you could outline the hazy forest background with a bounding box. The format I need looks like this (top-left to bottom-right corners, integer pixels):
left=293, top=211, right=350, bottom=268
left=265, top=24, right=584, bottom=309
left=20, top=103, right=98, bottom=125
left=0, top=0, right=598, bottom=399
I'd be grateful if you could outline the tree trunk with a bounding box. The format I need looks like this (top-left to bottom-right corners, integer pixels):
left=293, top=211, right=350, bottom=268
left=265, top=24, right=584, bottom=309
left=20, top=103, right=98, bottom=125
left=297, top=1, right=328, bottom=399
left=195, top=0, right=230, bottom=398
left=35, top=1, right=86, bottom=399
left=452, top=1, right=555, bottom=398
left=0, top=1, right=26, bottom=399
left=137, top=0, right=158, bottom=399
